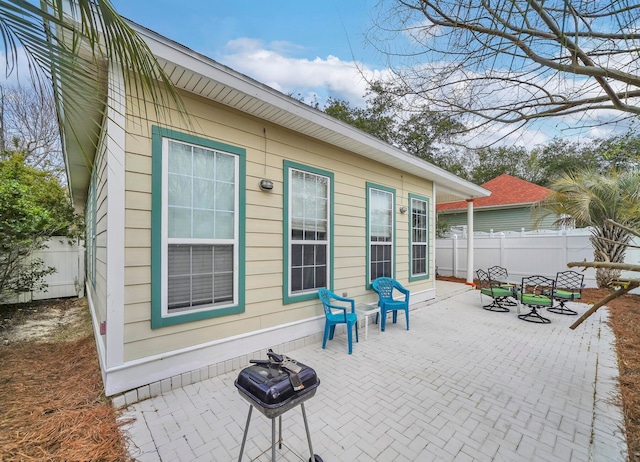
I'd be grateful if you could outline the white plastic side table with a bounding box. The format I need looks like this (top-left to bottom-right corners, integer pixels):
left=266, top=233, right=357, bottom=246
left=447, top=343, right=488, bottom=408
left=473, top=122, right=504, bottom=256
left=355, top=303, right=381, bottom=340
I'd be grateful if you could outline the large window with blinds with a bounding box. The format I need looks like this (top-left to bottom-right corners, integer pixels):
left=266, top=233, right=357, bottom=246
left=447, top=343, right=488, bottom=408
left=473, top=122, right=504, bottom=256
left=367, top=183, right=395, bottom=285
left=151, top=127, right=246, bottom=328
left=410, top=194, right=429, bottom=280
left=284, top=161, right=333, bottom=303
left=164, top=139, right=236, bottom=312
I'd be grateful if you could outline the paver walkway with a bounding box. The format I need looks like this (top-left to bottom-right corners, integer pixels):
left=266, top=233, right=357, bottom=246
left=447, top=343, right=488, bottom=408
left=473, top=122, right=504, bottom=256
left=120, top=283, right=626, bottom=461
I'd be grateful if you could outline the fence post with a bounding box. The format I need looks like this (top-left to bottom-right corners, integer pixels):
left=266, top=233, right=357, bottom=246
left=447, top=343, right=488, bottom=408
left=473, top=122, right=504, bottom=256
left=499, top=233, right=506, bottom=268
left=452, top=234, right=458, bottom=278
left=561, top=232, right=568, bottom=272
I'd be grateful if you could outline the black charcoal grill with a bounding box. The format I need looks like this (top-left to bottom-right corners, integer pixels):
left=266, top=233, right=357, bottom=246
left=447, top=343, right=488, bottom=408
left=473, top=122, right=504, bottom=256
left=235, top=349, right=322, bottom=462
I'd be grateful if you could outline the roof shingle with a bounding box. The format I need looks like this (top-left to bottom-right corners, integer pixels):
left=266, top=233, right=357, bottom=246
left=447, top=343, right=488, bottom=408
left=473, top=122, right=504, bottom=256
left=436, top=174, right=551, bottom=211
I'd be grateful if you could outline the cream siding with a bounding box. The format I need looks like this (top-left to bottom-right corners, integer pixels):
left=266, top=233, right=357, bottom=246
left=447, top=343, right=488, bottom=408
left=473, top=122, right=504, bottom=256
left=54, top=23, right=490, bottom=395
left=120, top=89, right=434, bottom=362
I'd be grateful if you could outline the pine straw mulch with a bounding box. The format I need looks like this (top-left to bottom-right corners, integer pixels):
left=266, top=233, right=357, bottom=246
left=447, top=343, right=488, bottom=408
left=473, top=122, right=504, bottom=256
left=0, top=298, right=130, bottom=462
left=439, top=276, right=640, bottom=462
left=607, top=289, right=640, bottom=462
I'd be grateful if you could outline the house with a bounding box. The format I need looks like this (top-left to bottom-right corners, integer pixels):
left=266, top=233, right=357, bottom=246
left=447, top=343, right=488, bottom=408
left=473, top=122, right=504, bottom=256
left=436, top=174, right=555, bottom=233
left=57, top=21, right=489, bottom=396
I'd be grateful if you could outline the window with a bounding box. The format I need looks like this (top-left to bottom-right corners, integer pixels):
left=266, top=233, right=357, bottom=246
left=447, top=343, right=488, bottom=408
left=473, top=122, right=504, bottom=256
left=151, top=127, right=245, bottom=328
left=284, top=161, right=333, bottom=303
left=86, top=170, right=97, bottom=287
left=367, top=183, right=395, bottom=285
left=409, top=194, right=430, bottom=281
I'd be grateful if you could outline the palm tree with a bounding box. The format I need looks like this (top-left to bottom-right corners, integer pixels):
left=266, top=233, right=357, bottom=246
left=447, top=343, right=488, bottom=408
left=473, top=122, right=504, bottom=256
left=535, top=169, right=640, bottom=287
left=0, top=0, right=182, bottom=157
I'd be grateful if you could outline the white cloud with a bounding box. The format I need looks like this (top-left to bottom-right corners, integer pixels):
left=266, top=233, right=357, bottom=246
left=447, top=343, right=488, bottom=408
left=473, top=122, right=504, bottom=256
left=218, top=38, right=390, bottom=106
left=214, top=36, right=637, bottom=149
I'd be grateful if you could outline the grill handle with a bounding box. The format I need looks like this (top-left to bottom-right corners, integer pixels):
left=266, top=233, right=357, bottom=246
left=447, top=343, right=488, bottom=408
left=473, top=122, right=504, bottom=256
left=267, top=349, right=283, bottom=363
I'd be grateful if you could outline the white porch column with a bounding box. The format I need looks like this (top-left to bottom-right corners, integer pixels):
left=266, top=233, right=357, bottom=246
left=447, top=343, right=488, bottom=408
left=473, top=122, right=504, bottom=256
left=466, top=199, right=474, bottom=285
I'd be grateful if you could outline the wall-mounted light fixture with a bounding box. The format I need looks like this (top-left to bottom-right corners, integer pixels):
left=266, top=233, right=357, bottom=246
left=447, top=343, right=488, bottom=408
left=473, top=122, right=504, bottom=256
left=259, top=179, right=274, bottom=191
left=399, top=206, right=408, bottom=214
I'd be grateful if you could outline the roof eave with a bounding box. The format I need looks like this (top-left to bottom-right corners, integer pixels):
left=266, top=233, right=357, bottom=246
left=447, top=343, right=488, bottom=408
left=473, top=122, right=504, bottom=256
left=131, top=21, right=490, bottom=202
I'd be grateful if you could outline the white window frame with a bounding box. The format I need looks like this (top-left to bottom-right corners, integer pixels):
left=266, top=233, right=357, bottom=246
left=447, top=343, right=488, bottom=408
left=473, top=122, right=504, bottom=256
left=287, top=167, right=331, bottom=296
left=160, top=137, right=240, bottom=317
left=367, top=183, right=395, bottom=285
left=410, top=195, right=429, bottom=280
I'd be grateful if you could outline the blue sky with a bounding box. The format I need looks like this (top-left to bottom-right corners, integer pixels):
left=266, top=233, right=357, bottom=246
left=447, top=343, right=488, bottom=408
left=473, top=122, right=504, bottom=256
left=109, top=0, right=637, bottom=147
left=0, top=0, right=627, bottom=148
left=112, top=0, right=382, bottom=106
left=0, top=1, right=628, bottom=148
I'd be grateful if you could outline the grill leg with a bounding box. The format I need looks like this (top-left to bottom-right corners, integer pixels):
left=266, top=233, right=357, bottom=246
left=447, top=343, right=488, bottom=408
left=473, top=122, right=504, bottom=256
left=278, top=415, right=282, bottom=449
left=271, top=417, right=276, bottom=461
left=237, top=405, right=253, bottom=462
left=300, top=403, right=315, bottom=459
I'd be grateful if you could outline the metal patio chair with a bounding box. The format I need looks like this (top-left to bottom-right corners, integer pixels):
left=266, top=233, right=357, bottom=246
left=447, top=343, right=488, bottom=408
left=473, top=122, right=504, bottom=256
left=547, top=270, right=584, bottom=315
left=516, top=275, right=555, bottom=324
left=487, top=266, right=517, bottom=306
left=476, top=269, right=513, bottom=312
left=487, top=266, right=509, bottom=284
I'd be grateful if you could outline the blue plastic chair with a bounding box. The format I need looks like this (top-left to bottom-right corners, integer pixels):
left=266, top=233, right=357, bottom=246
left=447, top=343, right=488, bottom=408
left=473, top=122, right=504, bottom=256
left=372, top=277, right=410, bottom=332
left=318, top=288, right=359, bottom=354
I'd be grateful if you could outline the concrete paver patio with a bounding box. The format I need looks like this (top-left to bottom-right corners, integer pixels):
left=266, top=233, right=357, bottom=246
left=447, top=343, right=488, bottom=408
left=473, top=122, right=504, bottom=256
left=120, top=282, right=626, bottom=461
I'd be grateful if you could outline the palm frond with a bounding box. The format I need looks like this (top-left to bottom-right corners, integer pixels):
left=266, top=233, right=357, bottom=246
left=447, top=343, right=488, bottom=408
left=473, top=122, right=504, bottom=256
left=0, top=0, right=186, bottom=168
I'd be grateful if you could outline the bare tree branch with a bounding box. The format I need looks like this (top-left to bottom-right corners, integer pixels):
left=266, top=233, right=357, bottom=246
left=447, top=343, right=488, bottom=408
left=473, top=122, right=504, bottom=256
left=368, top=1, right=640, bottom=137
left=595, top=236, right=640, bottom=250
left=0, top=85, right=64, bottom=180
left=569, top=282, right=640, bottom=329
left=567, top=261, right=640, bottom=272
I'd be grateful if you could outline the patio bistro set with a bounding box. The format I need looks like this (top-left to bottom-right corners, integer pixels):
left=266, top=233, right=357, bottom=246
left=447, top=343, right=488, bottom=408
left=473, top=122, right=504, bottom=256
left=476, top=266, right=585, bottom=323
left=318, top=276, right=410, bottom=355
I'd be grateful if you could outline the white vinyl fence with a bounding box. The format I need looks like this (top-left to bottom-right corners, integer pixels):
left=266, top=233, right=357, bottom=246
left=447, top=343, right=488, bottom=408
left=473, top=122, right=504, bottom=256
left=436, top=228, right=640, bottom=290
left=4, top=237, right=85, bottom=304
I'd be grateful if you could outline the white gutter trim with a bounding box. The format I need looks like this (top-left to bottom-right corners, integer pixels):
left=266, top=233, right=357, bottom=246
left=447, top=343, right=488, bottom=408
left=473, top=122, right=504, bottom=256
left=130, top=22, right=489, bottom=200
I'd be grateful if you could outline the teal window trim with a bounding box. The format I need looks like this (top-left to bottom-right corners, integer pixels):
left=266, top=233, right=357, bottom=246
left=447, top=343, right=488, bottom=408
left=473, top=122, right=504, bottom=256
left=408, top=193, right=430, bottom=282
left=86, top=169, right=97, bottom=288
left=365, top=182, right=396, bottom=289
left=151, top=126, right=246, bottom=328
left=282, top=160, right=334, bottom=304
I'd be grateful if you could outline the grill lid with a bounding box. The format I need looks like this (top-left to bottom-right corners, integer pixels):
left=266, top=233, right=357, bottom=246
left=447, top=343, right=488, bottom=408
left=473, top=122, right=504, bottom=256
left=235, top=352, right=319, bottom=412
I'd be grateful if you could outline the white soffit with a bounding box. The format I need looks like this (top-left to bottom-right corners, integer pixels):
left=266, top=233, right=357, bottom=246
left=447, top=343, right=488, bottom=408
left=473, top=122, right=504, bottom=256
left=132, top=22, right=489, bottom=201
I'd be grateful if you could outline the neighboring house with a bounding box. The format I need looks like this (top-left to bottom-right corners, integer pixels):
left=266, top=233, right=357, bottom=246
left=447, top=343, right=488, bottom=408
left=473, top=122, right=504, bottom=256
left=57, top=21, right=489, bottom=396
left=436, top=174, right=555, bottom=233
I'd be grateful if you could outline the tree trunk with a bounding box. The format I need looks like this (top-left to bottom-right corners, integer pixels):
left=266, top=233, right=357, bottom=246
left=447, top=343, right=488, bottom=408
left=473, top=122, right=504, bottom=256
left=590, top=224, right=632, bottom=288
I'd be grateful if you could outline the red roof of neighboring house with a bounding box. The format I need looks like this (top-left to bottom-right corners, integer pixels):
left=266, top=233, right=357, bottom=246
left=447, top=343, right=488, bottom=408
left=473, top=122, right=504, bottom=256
left=436, top=174, right=551, bottom=211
